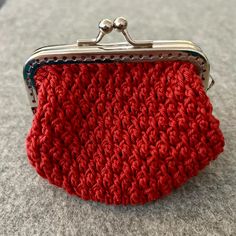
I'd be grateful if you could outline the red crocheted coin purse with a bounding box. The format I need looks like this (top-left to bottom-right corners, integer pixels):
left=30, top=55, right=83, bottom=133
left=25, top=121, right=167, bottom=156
left=23, top=18, right=224, bottom=205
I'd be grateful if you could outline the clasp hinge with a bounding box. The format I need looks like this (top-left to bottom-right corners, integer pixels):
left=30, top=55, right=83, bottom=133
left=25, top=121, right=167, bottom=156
left=207, top=75, right=215, bottom=91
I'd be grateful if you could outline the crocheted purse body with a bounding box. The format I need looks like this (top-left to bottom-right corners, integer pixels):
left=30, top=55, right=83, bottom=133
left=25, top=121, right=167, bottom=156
left=26, top=61, right=224, bottom=205
left=24, top=17, right=224, bottom=205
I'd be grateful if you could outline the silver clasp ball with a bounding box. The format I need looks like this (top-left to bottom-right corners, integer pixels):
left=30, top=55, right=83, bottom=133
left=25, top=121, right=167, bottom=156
left=98, top=19, right=113, bottom=34
left=113, top=17, right=128, bottom=32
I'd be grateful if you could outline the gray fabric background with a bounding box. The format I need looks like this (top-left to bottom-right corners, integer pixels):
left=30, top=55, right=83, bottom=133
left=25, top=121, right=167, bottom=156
left=0, top=0, right=235, bottom=235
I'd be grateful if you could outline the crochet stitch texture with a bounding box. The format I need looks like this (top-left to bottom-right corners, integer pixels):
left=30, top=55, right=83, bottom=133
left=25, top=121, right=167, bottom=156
left=26, top=61, right=224, bottom=205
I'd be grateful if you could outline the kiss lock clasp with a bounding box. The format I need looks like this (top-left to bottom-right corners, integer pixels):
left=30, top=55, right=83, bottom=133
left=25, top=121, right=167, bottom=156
left=77, top=17, right=153, bottom=48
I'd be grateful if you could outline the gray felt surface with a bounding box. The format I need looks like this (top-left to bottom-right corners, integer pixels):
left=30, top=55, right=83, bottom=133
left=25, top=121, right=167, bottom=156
left=0, top=0, right=236, bottom=235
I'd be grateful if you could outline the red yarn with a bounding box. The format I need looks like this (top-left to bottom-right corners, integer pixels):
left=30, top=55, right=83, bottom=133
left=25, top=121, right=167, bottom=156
left=26, top=61, right=224, bottom=205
